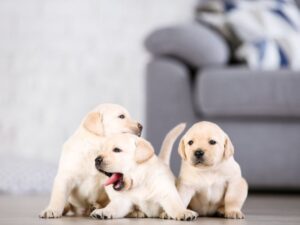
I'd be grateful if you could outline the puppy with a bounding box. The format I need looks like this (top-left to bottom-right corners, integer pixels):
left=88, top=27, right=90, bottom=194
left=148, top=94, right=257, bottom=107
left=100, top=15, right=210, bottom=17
left=39, top=104, right=142, bottom=218
left=176, top=121, right=248, bottom=219
left=90, top=124, right=198, bottom=220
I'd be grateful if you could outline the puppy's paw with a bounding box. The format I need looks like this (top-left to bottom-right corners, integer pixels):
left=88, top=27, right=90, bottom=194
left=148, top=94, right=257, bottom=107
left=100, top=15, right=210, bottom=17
left=90, top=209, right=114, bottom=220
left=127, top=210, right=147, bottom=218
left=89, top=203, right=102, bottom=213
left=215, top=207, right=225, bottom=217
left=39, top=208, right=62, bottom=219
left=174, top=209, right=198, bottom=221
left=159, top=211, right=171, bottom=220
left=225, top=210, right=244, bottom=219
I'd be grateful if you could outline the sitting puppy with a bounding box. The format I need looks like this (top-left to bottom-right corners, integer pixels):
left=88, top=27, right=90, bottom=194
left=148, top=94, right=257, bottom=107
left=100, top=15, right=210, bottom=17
left=91, top=124, right=198, bottom=220
left=176, top=121, right=248, bottom=219
left=39, top=104, right=142, bottom=218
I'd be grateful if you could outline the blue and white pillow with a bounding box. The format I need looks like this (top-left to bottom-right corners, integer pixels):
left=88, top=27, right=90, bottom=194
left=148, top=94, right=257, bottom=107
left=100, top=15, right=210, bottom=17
left=197, top=0, right=300, bottom=70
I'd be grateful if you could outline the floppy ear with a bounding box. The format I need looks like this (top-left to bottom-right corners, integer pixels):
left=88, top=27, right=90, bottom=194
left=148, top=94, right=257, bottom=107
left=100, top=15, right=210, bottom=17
left=82, top=112, right=104, bottom=136
left=178, top=138, right=187, bottom=160
left=224, top=134, right=234, bottom=159
left=135, top=138, right=155, bottom=164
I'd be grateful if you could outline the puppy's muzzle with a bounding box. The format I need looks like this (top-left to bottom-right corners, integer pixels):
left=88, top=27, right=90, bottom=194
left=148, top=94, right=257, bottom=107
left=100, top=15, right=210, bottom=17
left=194, top=149, right=205, bottom=164
left=95, top=156, right=103, bottom=170
left=137, top=123, right=143, bottom=136
left=94, top=156, right=128, bottom=191
left=137, top=123, right=143, bottom=131
left=95, top=156, right=114, bottom=178
left=194, top=149, right=204, bottom=159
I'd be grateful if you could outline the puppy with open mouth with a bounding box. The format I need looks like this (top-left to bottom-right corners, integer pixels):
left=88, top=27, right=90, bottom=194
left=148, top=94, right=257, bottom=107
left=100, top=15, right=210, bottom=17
left=90, top=124, right=198, bottom=220
left=176, top=121, right=248, bottom=219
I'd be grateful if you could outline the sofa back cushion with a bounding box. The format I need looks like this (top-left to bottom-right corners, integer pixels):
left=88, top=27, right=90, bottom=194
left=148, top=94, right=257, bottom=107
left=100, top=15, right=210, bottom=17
left=194, top=68, right=300, bottom=118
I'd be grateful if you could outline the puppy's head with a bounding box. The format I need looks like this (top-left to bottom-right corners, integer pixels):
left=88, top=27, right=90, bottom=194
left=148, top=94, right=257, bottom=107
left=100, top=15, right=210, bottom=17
left=82, top=103, right=143, bottom=137
left=94, top=134, right=154, bottom=191
left=178, top=121, right=234, bottom=168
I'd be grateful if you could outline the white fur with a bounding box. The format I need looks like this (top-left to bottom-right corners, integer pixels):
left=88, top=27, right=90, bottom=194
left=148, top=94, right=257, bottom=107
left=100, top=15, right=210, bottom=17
left=177, top=121, right=248, bottom=219
left=91, top=125, right=198, bottom=221
left=39, top=103, right=141, bottom=218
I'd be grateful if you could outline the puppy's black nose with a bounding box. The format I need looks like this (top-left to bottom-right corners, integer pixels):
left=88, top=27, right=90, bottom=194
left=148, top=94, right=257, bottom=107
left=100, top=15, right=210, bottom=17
left=137, top=123, right=143, bottom=131
left=194, top=150, right=204, bottom=158
left=95, top=156, right=103, bottom=167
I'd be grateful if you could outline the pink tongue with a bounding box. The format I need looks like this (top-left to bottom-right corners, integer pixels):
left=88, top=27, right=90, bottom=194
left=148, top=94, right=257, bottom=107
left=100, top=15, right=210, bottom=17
left=104, top=173, right=122, bottom=186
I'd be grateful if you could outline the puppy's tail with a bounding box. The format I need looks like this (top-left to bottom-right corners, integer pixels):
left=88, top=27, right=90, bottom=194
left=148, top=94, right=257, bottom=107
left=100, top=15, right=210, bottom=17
left=159, top=123, right=186, bottom=166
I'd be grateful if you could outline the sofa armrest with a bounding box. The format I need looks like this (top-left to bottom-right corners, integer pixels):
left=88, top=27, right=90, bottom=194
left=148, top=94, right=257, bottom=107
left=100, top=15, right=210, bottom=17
left=144, top=22, right=230, bottom=68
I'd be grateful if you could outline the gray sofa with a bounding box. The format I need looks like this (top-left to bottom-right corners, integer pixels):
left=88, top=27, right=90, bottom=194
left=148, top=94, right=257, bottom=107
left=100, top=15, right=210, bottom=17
left=145, top=3, right=300, bottom=191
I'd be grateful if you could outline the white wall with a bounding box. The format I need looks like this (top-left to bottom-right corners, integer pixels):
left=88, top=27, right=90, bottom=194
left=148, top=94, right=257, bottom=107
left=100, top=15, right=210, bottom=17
left=0, top=0, right=196, bottom=163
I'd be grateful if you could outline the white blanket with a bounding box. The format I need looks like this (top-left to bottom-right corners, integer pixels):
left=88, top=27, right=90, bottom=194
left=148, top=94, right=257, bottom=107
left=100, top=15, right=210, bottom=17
left=197, top=0, right=300, bottom=70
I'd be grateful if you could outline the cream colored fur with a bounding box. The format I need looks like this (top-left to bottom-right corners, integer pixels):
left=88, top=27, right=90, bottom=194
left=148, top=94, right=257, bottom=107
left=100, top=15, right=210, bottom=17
left=177, top=121, right=248, bottom=219
left=90, top=124, right=198, bottom=220
left=39, top=104, right=142, bottom=218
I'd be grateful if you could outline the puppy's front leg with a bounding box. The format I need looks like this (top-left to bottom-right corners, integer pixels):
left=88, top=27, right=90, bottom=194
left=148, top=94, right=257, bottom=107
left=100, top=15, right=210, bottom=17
left=91, top=197, right=132, bottom=219
left=39, top=175, right=74, bottom=218
left=177, top=180, right=195, bottom=208
left=126, top=210, right=147, bottom=218
left=160, top=187, right=198, bottom=221
left=224, top=177, right=248, bottom=219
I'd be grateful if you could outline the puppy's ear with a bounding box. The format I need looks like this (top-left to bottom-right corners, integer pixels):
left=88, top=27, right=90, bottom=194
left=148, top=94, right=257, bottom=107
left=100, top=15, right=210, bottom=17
left=224, top=134, right=234, bottom=159
left=135, top=138, right=155, bottom=164
left=83, top=112, right=104, bottom=136
left=178, top=138, right=187, bottom=160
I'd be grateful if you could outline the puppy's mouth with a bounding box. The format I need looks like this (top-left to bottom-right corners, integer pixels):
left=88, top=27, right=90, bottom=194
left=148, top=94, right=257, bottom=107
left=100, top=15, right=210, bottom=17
left=193, top=159, right=213, bottom=167
left=137, top=131, right=142, bottom=137
left=194, top=161, right=205, bottom=167
left=121, top=127, right=142, bottom=137
left=98, top=169, right=125, bottom=191
left=123, top=131, right=141, bottom=137
left=132, top=128, right=142, bottom=137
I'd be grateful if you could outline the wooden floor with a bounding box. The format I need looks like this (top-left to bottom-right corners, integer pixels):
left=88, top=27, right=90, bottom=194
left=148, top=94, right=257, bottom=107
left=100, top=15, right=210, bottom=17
left=0, top=195, right=300, bottom=225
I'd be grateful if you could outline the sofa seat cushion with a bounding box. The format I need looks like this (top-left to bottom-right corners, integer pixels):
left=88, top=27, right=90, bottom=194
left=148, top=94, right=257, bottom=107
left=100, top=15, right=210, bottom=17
left=194, top=67, right=300, bottom=117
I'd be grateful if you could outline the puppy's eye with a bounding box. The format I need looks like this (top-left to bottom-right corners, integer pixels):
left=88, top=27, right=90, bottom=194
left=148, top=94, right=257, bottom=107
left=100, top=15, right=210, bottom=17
left=113, top=148, right=122, bottom=153
left=188, top=140, right=193, bottom=146
left=118, top=114, right=125, bottom=119
left=209, top=140, right=217, bottom=145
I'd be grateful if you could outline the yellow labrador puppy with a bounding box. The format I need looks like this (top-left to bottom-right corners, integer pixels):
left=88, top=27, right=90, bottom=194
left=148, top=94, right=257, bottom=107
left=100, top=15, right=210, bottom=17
left=90, top=124, right=198, bottom=220
left=177, top=121, right=248, bottom=219
left=39, top=104, right=142, bottom=218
